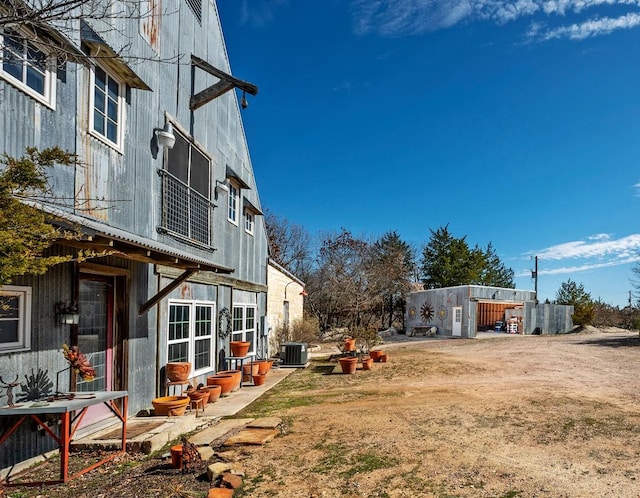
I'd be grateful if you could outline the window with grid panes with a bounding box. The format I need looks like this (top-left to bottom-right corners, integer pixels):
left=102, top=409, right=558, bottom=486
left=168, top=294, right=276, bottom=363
left=160, top=129, right=213, bottom=247
left=90, top=64, right=124, bottom=148
left=1, top=28, right=56, bottom=107
left=167, top=301, right=215, bottom=374
left=231, top=305, right=256, bottom=353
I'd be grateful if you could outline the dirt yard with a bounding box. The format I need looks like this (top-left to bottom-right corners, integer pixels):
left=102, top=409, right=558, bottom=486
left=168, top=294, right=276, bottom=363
left=4, top=328, right=640, bottom=497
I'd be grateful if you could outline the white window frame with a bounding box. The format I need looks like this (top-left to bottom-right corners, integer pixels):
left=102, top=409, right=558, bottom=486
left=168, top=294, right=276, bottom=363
left=89, top=61, right=125, bottom=151
left=244, top=210, right=254, bottom=235
left=0, top=286, right=32, bottom=353
left=231, top=304, right=256, bottom=353
left=227, top=182, right=239, bottom=225
left=0, top=28, right=56, bottom=109
left=167, top=300, right=216, bottom=376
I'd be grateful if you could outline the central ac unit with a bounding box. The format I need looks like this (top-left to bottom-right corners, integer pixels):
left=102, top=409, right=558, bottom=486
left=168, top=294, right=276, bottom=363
left=280, top=342, right=308, bottom=368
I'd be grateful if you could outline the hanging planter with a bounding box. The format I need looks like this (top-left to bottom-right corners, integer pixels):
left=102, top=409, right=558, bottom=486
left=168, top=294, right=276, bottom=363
left=338, top=357, right=358, bottom=374
left=230, top=341, right=250, bottom=357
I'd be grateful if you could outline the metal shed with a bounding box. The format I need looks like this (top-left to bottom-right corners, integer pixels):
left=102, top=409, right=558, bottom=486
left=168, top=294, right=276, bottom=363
left=406, top=285, right=574, bottom=338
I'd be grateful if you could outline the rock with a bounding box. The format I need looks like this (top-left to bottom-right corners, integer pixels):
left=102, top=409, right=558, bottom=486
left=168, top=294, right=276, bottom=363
left=198, top=446, right=214, bottom=462
left=207, top=462, right=232, bottom=481
left=221, top=472, right=243, bottom=489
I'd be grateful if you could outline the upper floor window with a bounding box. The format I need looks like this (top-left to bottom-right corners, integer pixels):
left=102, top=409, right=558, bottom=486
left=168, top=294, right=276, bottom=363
left=0, top=29, right=56, bottom=108
left=90, top=64, right=124, bottom=149
left=244, top=211, right=254, bottom=235
left=227, top=183, right=239, bottom=225
left=0, top=286, right=32, bottom=353
left=159, top=127, right=213, bottom=248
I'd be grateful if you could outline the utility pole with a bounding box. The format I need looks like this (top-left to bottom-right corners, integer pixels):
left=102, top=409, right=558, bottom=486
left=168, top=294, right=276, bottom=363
left=532, top=256, right=538, bottom=302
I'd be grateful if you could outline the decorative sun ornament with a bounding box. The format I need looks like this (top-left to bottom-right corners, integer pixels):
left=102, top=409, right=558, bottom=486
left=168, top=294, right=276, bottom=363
left=438, top=305, right=448, bottom=321
left=420, top=302, right=434, bottom=322
left=409, top=307, right=417, bottom=318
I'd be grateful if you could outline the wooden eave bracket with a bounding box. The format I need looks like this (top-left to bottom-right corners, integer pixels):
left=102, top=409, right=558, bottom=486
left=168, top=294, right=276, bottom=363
left=139, top=269, right=198, bottom=316
left=190, top=55, right=258, bottom=111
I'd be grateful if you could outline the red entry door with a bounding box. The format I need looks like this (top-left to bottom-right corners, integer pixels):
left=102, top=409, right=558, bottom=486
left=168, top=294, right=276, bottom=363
left=76, top=277, right=114, bottom=425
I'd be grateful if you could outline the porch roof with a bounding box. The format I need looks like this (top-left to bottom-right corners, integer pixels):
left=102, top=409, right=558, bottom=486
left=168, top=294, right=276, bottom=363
left=33, top=203, right=235, bottom=274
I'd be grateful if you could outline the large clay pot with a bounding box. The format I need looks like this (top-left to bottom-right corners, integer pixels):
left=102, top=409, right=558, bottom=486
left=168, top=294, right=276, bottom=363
left=242, top=362, right=260, bottom=382
left=369, top=350, right=384, bottom=362
left=256, top=359, right=273, bottom=375
left=253, top=373, right=267, bottom=386
left=230, top=341, right=250, bottom=357
left=199, top=384, right=222, bottom=403
left=165, top=362, right=191, bottom=382
left=187, top=389, right=210, bottom=405
left=152, top=396, right=189, bottom=416
left=338, top=356, right=358, bottom=374
left=206, top=374, right=236, bottom=395
left=215, top=370, right=242, bottom=391
left=362, top=356, right=374, bottom=370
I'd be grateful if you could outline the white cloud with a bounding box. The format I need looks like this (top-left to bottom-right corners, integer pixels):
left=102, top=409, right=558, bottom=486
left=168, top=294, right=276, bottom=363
left=350, top=0, right=640, bottom=40
left=532, top=233, right=640, bottom=260
left=532, top=11, right=640, bottom=40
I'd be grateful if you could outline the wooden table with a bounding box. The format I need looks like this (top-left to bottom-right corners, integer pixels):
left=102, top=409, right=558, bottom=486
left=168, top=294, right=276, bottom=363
left=0, top=390, right=128, bottom=486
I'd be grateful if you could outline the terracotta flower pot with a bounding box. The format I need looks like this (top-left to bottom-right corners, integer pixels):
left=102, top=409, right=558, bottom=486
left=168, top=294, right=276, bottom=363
left=380, top=354, right=389, bottom=362
left=242, top=362, right=260, bottom=382
left=199, top=384, right=222, bottom=403
left=170, top=444, right=183, bottom=469
left=339, top=356, right=358, bottom=374
left=165, top=362, right=191, bottom=382
left=362, top=357, right=374, bottom=370
left=256, top=359, right=273, bottom=375
left=369, top=350, right=384, bottom=362
left=152, top=396, right=190, bottom=416
left=206, top=374, right=236, bottom=395
left=253, top=373, right=267, bottom=386
left=343, top=338, right=356, bottom=352
left=215, top=370, right=242, bottom=391
left=188, top=389, right=210, bottom=405
left=207, top=488, right=233, bottom=498
left=230, top=341, right=251, bottom=357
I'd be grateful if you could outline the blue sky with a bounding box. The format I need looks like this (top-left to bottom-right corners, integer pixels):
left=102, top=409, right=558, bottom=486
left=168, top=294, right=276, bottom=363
left=217, top=0, right=640, bottom=307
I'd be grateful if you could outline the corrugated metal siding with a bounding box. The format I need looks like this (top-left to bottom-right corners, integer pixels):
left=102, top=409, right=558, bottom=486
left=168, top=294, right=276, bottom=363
left=1, top=0, right=269, bottom=471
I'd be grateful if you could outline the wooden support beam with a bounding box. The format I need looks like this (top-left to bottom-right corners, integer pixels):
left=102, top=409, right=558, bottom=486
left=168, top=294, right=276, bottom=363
left=139, top=269, right=199, bottom=316
left=190, top=55, right=258, bottom=111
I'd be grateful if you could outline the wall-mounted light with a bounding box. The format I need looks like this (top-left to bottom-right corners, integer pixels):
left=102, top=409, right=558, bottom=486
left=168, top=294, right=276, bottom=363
left=214, top=179, right=229, bottom=200
left=154, top=123, right=176, bottom=150
left=241, top=91, right=248, bottom=110
left=55, top=301, right=79, bottom=325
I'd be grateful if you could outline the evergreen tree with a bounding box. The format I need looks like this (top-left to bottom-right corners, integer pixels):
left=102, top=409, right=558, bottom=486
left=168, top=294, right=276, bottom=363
left=555, top=279, right=594, bottom=327
left=420, top=225, right=514, bottom=289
